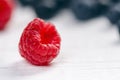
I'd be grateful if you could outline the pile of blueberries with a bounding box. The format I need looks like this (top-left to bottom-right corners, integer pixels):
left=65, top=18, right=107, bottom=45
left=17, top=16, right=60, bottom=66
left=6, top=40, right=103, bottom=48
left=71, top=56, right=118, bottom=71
left=19, top=0, right=120, bottom=35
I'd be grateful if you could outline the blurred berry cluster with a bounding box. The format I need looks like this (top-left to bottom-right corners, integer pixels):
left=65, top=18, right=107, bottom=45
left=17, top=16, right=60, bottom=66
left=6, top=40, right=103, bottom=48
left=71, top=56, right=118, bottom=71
left=1, top=0, right=120, bottom=36
left=18, top=0, right=120, bottom=35
left=18, top=0, right=119, bottom=20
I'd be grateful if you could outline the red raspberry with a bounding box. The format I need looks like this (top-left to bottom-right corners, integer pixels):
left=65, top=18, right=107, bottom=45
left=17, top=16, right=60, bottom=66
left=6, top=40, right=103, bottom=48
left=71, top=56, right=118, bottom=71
left=19, top=18, right=61, bottom=65
left=0, top=0, right=13, bottom=30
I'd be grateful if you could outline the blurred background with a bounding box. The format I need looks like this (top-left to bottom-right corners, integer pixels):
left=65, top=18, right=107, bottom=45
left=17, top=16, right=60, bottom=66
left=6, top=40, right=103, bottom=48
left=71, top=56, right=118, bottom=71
left=0, top=0, right=120, bottom=80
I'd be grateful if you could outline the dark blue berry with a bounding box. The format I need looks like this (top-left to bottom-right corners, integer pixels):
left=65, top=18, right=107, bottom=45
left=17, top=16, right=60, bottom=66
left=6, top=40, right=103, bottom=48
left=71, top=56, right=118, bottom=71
left=70, top=0, right=108, bottom=20
left=106, top=3, right=120, bottom=24
left=33, top=0, right=70, bottom=19
left=111, top=0, right=120, bottom=3
left=56, top=0, right=70, bottom=8
left=117, top=20, right=120, bottom=36
left=18, top=0, right=36, bottom=6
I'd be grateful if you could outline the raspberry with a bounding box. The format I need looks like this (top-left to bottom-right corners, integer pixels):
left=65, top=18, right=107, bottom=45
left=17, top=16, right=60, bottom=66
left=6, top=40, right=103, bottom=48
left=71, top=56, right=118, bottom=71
left=19, top=18, right=61, bottom=66
left=0, top=0, right=13, bottom=30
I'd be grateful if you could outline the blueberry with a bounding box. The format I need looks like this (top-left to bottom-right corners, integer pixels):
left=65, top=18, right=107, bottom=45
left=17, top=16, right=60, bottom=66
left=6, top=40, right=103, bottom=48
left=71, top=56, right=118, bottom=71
left=33, top=0, right=70, bottom=19
left=106, top=3, right=120, bottom=24
left=117, top=20, right=120, bottom=36
left=111, top=0, right=120, bottom=3
left=56, top=0, right=70, bottom=8
left=18, top=0, right=36, bottom=6
left=70, top=0, right=108, bottom=20
left=100, top=0, right=120, bottom=6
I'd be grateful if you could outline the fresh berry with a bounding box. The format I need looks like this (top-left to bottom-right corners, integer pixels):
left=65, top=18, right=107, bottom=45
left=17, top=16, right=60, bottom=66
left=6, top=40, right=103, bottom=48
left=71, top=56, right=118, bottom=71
left=70, top=0, right=108, bottom=20
left=19, top=18, right=61, bottom=65
left=0, top=0, right=13, bottom=30
left=101, top=0, right=120, bottom=5
left=18, top=0, right=70, bottom=19
left=117, top=20, right=120, bottom=36
left=106, top=3, right=120, bottom=24
left=18, top=0, right=35, bottom=6
left=33, top=0, right=70, bottom=19
left=111, top=0, right=120, bottom=3
left=55, top=0, right=70, bottom=8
